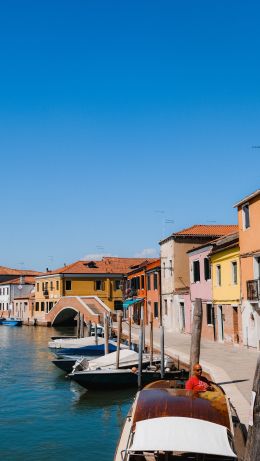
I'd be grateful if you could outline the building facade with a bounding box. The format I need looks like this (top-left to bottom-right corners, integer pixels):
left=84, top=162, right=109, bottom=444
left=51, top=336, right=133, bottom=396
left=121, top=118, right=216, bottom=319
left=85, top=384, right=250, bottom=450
left=234, top=190, right=260, bottom=348
left=159, top=225, right=238, bottom=332
left=210, top=233, right=241, bottom=345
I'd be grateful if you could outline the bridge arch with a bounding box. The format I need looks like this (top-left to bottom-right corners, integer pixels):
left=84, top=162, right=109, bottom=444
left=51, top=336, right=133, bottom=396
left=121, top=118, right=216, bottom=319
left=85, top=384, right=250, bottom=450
left=45, top=296, right=110, bottom=326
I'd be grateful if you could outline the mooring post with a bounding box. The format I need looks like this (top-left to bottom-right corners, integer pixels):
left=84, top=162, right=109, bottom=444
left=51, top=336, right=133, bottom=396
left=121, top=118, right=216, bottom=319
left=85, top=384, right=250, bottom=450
left=86, top=320, right=91, bottom=337
left=160, top=325, right=165, bottom=379
left=149, top=312, right=153, bottom=367
left=94, top=323, right=98, bottom=345
left=244, top=354, right=260, bottom=461
left=104, top=313, right=109, bottom=355
left=80, top=314, right=84, bottom=338
left=138, top=318, right=143, bottom=389
left=116, top=310, right=123, bottom=369
left=76, top=312, right=80, bottom=338
left=128, top=305, right=132, bottom=350
left=190, top=298, right=203, bottom=375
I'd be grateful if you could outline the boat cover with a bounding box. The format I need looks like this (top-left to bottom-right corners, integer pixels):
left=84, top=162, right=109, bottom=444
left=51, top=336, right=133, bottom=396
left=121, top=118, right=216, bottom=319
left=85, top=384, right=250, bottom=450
left=130, top=417, right=236, bottom=458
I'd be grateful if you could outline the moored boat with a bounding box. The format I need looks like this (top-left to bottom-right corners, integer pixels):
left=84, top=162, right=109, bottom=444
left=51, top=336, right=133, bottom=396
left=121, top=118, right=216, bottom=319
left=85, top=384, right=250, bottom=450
left=1, top=317, right=22, bottom=326
left=48, top=336, right=126, bottom=356
left=114, top=380, right=239, bottom=460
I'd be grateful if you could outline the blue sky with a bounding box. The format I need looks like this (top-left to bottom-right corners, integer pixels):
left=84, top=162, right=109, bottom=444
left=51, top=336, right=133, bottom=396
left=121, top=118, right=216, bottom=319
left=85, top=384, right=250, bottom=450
left=1, top=0, right=260, bottom=271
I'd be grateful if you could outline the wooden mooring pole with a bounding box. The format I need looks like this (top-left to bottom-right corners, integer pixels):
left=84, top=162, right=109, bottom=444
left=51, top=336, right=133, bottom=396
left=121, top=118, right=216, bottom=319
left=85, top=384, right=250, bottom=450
left=128, top=305, right=132, bottom=350
left=104, top=314, right=109, bottom=355
left=189, top=298, right=203, bottom=375
left=116, top=311, right=123, bottom=369
left=76, top=312, right=80, bottom=338
left=86, top=320, right=92, bottom=337
left=244, top=354, right=260, bottom=461
left=138, top=317, right=144, bottom=389
left=80, top=313, right=84, bottom=338
left=160, top=325, right=165, bottom=379
left=149, top=312, right=153, bottom=367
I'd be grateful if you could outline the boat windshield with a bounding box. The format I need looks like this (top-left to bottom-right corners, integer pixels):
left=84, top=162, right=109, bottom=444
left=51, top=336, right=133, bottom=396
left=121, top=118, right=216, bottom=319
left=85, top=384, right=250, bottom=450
left=128, top=453, right=236, bottom=460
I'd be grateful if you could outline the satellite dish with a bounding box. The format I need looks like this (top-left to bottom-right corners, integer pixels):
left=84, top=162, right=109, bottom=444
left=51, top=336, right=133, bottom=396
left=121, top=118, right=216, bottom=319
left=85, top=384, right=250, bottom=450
left=18, top=285, right=23, bottom=290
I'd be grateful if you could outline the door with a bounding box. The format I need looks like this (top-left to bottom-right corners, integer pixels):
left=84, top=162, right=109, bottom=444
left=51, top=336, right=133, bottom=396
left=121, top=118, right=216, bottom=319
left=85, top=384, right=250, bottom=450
left=217, top=305, right=224, bottom=342
left=232, top=306, right=239, bottom=344
left=180, top=302, right=185, bottom=332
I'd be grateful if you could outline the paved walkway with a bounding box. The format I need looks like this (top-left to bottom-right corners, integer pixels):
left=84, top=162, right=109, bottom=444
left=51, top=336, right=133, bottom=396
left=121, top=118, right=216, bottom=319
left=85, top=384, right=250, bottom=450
left=117, top=321, right=259, bottom=426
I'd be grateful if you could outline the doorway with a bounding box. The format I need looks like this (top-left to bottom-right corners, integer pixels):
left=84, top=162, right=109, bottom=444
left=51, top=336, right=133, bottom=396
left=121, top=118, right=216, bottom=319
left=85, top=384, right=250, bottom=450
left=217, top=305, right=224, bottom=342
left=180, top=302, right=185, bottom=332
left=232, top=305, right=239, bottom=344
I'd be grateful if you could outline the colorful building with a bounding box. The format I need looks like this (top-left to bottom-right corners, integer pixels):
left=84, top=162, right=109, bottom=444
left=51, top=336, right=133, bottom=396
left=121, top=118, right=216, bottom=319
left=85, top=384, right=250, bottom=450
left=124, top=259, right=160, bottom=327
left=234, top=189, right=260, bottom=348
left=210, top=233, right=241, bottom=344
left=159, top=225, right=238, bottom=332
left=34, top=257, right=151, bottom=324
left=188, top=244, right=213, bottom=339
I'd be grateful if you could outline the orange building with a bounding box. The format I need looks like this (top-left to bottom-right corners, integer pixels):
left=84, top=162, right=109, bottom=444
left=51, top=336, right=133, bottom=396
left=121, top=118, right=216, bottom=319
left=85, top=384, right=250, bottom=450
left=124, top=259, right=160, bottom=326
left=234, top=190, right=260, bottom=348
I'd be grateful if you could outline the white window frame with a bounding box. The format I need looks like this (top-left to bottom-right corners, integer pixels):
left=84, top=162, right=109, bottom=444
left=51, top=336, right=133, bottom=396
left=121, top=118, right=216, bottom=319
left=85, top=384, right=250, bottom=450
left=242, top=202, right=250, bottom=230
left=231, top=261, right=238, bottom=285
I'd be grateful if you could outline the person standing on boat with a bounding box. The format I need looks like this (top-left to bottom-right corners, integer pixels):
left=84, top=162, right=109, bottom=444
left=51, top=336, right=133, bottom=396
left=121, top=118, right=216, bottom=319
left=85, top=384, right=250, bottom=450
left=185, top=363, right=214, bottom=392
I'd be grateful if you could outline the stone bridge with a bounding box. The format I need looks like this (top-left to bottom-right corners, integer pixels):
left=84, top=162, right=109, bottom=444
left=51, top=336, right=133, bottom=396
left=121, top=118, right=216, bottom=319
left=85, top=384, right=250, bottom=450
left=45, top=296, right=111, bottom=326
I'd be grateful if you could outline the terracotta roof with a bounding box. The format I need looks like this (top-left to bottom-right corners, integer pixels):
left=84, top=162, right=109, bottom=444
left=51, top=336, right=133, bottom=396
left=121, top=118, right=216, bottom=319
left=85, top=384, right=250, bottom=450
left=0, top=265, right=43, bottom=276
left=36, top=257, right=156, bottom=277
left=173, top=224, right=238, bottom=237
left=0, top=276, right=36, bottom=286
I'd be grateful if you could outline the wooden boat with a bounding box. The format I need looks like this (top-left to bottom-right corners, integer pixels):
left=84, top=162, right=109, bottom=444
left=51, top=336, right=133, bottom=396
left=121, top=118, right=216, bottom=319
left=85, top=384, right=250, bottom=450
left=1, top=317, right=22, bottom=326
left=114, top=380, right=238, bottom=460
left=48, top=336, right=126, bottom=356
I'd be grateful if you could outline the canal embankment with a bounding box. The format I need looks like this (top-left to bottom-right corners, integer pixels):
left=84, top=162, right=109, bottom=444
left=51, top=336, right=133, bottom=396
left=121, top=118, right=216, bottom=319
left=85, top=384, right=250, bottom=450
left=114, top=321, right=259, bottom=426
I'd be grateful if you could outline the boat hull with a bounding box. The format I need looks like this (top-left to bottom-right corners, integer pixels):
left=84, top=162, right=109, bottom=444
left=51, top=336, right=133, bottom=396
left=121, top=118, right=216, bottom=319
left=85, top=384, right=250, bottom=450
left=51, top=342, right=118, bottom=356
left=1, top=319, right=22, bottom=326
left=70, top=369, right=187, bottom=390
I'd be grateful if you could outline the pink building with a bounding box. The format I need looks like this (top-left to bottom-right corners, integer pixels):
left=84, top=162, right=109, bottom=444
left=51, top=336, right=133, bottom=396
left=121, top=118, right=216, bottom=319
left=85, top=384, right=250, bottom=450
left=188, top=244, right=214, bottom=341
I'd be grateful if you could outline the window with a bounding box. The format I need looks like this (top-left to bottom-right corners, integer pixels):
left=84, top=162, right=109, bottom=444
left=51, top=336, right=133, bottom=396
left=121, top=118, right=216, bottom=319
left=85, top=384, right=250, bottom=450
left=42, top=282, right=44, bottom=291
left=114, top=300, right=123, bottom=310
left=35, top=302, right=39, bottom=311
left=163, top=262, right=166, bottom=277
left=65, top=280, right=71, bottom=291
left=164, top=299, right=168, bottom=315
left=6, top=288, right=9, bottom=295
left=242, top=203, right=250, bottom=229
left=95, top=280, right=103, bottom=291
left=50, top=281, right=53, bottom=291
left=193, top=260, right=200, bottom=283
left=147, top=275, right=151, bottom=290
left=37, top=283, right=39, bottom=292
left=41, top=302, right=45, bottom=312
left=216, top=265, right=221, bottom=286
left=49, top=302, right=53, bottom=311
left=231, top=261, right=238, bottom=285
left=206, top=303, right=213, bottom=325
left=56, top=280, right=59, bottom=290
left=154, top=302, right=159, bottom=318
left=114, top=280, right=121, bottom=290
left=204, top=258, right=211, bottom=281
left=169, top=260, right=172, bottom=274
left=154, top=273, right=158, bottom=290
left=141, top=275, right=145, bottom=289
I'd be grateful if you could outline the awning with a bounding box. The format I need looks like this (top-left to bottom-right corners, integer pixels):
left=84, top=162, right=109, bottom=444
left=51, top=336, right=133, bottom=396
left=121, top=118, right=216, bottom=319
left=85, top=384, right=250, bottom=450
left=130, top=417, right=236, bottom=458
left=123, top=298, right=144, bottom=309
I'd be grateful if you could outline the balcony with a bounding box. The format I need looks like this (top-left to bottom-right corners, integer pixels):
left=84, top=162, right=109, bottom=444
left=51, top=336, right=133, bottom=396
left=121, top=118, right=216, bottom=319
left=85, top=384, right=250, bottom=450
left=43, top=290, right=49, bottom=297
left=247, top=279, right=260, bottom=301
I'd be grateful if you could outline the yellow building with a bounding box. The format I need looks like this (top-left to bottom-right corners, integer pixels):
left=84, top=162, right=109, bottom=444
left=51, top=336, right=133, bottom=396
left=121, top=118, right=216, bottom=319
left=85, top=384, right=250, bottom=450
left=210, top=232, right=241, bottom=344
left=33, top=257, right=150, bottom=322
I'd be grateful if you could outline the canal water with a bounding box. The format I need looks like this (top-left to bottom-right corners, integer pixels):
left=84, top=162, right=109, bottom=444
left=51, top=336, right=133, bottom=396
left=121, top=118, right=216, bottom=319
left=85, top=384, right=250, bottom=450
left=0, top=325, right=134, bottom=461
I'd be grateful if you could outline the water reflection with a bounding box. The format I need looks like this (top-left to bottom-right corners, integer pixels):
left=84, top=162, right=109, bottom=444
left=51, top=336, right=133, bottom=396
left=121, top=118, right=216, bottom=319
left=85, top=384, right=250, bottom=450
left=0, top=325, right=133, bottom=461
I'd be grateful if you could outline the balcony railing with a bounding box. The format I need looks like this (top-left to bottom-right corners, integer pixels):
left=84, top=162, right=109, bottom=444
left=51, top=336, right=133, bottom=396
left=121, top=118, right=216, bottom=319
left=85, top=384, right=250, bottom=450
left=247, top=279, right=260, bottom=301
